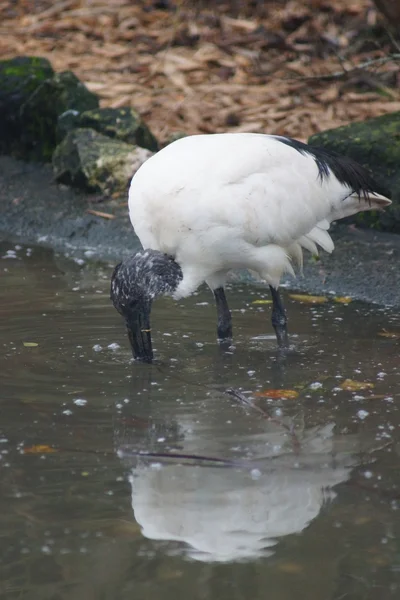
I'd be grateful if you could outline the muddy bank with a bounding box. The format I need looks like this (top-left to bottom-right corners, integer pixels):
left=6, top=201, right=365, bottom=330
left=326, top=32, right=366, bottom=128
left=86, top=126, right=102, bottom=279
left=1, top=155, right=400, bottom=307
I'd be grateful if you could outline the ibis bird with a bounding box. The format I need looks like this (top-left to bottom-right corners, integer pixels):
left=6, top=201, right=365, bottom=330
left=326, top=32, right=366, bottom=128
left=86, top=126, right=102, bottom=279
left=110, top=133, right=391, bottom=361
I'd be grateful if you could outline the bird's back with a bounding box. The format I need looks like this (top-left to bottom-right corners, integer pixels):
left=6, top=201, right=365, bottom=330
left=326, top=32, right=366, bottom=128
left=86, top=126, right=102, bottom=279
left=128, top=133, right=390, bottom=291
left=130, top=134, right=340, bottom=249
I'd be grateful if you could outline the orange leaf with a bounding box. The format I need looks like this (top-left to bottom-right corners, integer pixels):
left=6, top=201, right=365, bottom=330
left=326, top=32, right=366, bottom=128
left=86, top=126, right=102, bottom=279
left=339, top=379, right=374, bottom=392
left=24, top=445, right=57, bottom=454
left=255, top=389, right=299, bottom=399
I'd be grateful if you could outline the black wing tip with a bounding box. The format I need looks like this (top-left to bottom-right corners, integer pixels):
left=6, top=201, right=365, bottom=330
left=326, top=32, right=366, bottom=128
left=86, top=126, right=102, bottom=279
left=275, top=135, right=391, bottom=200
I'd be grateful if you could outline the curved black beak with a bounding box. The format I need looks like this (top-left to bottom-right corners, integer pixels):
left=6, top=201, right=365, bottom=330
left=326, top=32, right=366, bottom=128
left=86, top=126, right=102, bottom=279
left=125, top=303, right=153, bottom=362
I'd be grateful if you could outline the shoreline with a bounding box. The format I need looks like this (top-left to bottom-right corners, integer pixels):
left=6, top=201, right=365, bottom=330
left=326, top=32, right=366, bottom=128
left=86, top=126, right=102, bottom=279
left=1, top=155, right=399, bottom=307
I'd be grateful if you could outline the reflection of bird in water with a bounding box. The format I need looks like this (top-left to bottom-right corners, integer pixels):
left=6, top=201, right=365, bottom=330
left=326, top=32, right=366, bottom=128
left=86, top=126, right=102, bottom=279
left=122, top=423, right=366, bottom=563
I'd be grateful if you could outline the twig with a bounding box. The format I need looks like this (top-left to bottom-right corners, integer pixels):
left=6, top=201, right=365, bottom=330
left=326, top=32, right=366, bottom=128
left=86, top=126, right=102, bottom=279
left=224, top=388, right=301, bottom=452
left=117, top=448, right=251, bottom=469
left=302, top=53, right=400, bottom=81
left=86, top=209, right=115, bottom=220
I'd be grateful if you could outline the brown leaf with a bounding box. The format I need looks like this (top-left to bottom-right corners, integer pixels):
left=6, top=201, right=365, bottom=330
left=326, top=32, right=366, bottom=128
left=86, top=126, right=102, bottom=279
left=378, top=329, right=400, bottom=339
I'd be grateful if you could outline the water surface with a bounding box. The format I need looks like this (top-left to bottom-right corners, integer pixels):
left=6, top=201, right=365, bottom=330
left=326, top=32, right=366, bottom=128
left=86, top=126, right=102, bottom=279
left=1, top=241, right=399, bottom=600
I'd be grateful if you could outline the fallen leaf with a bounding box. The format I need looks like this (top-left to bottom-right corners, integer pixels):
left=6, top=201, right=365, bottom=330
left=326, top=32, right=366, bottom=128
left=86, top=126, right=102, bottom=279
left=277, top=561, right=303, bottom=574
left=255, top=389, right=299, bottom=399
left=24, top=445, right=57, bottom=454
left=23, top=342, right=38, bottom=347
left=251, top=299, right=272, bottom=304
left=378, top=329, right=400, bottom=339
left=340, top=379, right=374, bottom=391
left=86, top=209, right=115, bottom=219
left=334, top=296, right=352, bottom=304
left=289, top=294, right=328, bottom=304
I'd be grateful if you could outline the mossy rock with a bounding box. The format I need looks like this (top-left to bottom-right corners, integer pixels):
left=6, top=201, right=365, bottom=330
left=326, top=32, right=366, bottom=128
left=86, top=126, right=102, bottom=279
left=309, top=112, right=400, bottom=232
left=0, top=56, right=99, bottom=161
left=162, top=131, right=188, bottom=147
left=19, top=71, right=99, bottom=161
left=53, top=128, right=153, bottom=195
left=57, top=106, right=158, bottom=151
left=0, top=56, right=54, bottom=156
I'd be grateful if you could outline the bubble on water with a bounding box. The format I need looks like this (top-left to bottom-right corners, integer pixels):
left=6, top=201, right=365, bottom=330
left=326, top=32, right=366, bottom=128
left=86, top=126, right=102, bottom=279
left=363, top=470, right=373, bottom=479
left=73, top=398, right=87, bottom=407
left=92, top=344, right=102, bottom=352
left=41, top=545, right=52, bottom=554
left=2, top=250, right=18, bottom=259
left=62, top=409, right=73, bottom=416
left=107, top=342, right=120, bottom=351
left=251, top=469, right=261, bottom=480
left=357, top=410, right=369, bottom=420
left=247, top=370, right=256, bottom=377
left=309, top=382, right=323, bottom=390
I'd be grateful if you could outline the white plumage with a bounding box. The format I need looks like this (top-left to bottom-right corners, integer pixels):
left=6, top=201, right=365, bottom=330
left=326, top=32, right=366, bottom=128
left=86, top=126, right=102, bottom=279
left=111, top=132, right=391, bottom=360
left=129, top=133, right=389, bottom=293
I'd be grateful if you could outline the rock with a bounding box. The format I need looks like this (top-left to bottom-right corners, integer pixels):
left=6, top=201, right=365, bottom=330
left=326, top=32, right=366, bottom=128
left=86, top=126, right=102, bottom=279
left=0, top=56, right=54, bottom=157
left=19, top=71, right=99, bottom=161
left=162, top=131, right=188, bottom=147
left=58, top=107, right=158, bottom=151
left=53, top=128, right=153, bottom=195
left=0, top=57, right=99, bottom=161
left=309, top=112, right=400, bottom=232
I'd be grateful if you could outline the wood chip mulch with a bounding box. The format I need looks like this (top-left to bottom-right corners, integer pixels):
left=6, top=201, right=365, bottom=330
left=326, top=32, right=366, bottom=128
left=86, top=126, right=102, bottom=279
left=1, top=0, right=399, bottom=144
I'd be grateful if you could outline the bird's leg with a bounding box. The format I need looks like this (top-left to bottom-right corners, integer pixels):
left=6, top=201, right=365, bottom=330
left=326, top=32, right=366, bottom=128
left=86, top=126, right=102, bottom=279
left=269, top=286, right=289, bottom=349
left=213, top=287, right=232, bottom=340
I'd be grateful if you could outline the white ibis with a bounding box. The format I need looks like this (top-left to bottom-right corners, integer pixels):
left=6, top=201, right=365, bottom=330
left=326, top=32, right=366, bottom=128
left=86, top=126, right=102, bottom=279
left=110, top=133, right=391, bottom=361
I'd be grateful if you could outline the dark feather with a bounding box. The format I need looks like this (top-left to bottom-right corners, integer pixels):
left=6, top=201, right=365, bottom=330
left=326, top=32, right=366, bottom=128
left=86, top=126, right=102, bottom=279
left=275, top=136, right=390, bottom=201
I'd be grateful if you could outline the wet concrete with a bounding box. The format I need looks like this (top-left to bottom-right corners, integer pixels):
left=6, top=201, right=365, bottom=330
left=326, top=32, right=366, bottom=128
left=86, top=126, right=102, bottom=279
left=1, top=155, right=400, bottom=307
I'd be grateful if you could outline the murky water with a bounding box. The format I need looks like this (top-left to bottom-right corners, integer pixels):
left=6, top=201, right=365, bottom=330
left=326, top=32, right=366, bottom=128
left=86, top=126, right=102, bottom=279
left=1, top=240, right=400, bottom=600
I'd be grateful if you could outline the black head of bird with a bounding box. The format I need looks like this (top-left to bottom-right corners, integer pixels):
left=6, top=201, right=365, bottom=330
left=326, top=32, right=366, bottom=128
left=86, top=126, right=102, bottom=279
left=110, top=249, right=183, bottom=362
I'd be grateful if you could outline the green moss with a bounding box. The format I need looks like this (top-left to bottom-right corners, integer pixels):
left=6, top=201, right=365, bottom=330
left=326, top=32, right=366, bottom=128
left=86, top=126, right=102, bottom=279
left=309, top=112, right=400, bottom=232
left=58, top=107, right=159, bottom=151
left=53, top=128, right=153, bottom=195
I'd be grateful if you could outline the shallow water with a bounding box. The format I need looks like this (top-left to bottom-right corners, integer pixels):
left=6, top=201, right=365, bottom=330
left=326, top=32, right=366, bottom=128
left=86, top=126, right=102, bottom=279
left=1, top=240, right=400, bottom=600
